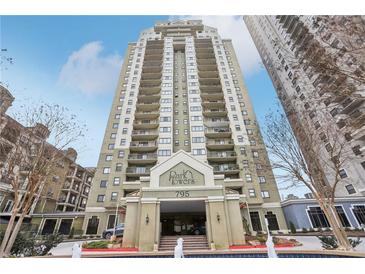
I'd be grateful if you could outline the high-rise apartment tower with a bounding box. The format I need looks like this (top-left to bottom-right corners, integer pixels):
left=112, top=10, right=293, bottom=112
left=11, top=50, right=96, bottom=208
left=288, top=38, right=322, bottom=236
left=84, top=20, right=286, bottom=251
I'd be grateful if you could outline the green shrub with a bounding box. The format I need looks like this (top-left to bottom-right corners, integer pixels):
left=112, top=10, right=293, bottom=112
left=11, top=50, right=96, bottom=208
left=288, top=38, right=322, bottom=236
left=318, top=236, right=362, bottom=250
left=0, top=231, right=63, bottom=257
left=256, top=235, right=267, bottom=243
left=349, top=237, right=362, bottom=248
left=82, top=241, right=109, bottom=249
left=289, top=222, right=296, bottom=234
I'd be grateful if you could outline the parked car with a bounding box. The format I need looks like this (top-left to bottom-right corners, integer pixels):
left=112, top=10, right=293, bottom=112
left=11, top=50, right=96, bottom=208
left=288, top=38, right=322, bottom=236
left=102, top=224, right=125, bottom=239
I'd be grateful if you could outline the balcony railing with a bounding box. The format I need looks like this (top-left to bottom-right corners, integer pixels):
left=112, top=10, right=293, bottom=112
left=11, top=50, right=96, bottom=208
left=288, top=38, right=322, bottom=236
left=126, top=167, right=151, bottom=175
left=130, top=141, right=158, bottom=148
left=128, top=153, right=157, bottom=160
left=212, top=164, right=239, bottom=172
left=207, top=151, right=236, bottom=158
left=205, top=127, right=231, bottom=134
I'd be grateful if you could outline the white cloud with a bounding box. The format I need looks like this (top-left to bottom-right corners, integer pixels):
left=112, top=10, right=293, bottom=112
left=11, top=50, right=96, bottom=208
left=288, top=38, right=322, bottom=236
left=170, top=16, right=263, bottom=77
left=58, top=41, right=123, bottom=95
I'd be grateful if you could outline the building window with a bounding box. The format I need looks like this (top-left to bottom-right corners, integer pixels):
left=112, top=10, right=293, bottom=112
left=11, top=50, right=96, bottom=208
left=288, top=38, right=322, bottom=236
left=258, top=176, right=266, bottom=183
left=118, top=150, right=124, bottom=158
left=245, top=174, right=252, bottom=182
left=352, top=205, right=365, bottom=226
left=113, top=177, right=120, bottom=186
left=116, top=163, right=122, bottom=172
left=120, top=139, right=126, bottom=146
left=86, top=216, right=99, bottom=234
left=192, top=137, right=205, bottom=143
left=159, top=138, right=171, bottom=144
left=160, top=127, right=171, bottom=132
left=248, top=188, right=256, bottom=197
left=111, top=192, right=118, bottom=201
left=191, top=126, right=204, bottom=132
left=307, top=206, right=351, bottom=228
left=100, top=180, right=107, bottom=188
left=253, top=151, right=259, bottom=158
left=339, top=169, right=348, bottom=179
left=158, top=149, right=171, bottom=156
left=108, top=144, right=115, bottom=150
left=105, top=155, right=113, bottom=161
left=242, top=160, right=249, bottom=168
left=3, top=200, right=14, bottom=213
left=103, top=167, right=111, bottom=174
left=97, top=195, right=105, bottom=202
left=192, top=149, right=206, bottom=155
left=265, top=212, right=279, bottom=230
left=336, top=206, right=351, bottom=227
left=307, top=207, right=329, bottom=228
left=261, top=191, right=270, bottom=198
left=107, top=215, right=116, bottom=229
left=250, top=212, right=262, bottom=231
left=345, top=184, right=356, bottom=194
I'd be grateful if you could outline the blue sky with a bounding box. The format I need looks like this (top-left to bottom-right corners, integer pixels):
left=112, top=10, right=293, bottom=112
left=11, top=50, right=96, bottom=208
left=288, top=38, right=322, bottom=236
left=0, top=15, right=307, bottom=198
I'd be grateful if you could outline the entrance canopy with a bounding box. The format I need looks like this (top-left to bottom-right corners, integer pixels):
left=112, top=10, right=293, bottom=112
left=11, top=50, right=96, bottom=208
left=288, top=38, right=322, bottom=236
left=160, top=200, right=205, bottom=213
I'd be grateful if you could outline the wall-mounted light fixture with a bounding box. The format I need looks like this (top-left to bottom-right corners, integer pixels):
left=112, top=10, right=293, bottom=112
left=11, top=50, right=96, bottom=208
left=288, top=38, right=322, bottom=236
left=146, top=214, right=150, bottom=225
left=217, top=213, right=221, bottom=223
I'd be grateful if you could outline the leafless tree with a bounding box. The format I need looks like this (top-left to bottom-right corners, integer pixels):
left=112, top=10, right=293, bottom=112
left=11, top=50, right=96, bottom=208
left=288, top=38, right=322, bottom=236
left=264, top=106, right=355, bottom=251
left=0, top=103, right=86, bottom=257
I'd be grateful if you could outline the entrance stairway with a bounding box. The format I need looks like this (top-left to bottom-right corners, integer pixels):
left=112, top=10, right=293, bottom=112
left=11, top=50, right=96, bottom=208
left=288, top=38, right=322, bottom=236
left=159, top=235, right=210, bottom=251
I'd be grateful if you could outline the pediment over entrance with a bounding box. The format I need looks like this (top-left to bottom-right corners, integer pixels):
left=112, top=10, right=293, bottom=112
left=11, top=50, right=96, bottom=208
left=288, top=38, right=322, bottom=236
left=150, top=150, right=214, bottom=188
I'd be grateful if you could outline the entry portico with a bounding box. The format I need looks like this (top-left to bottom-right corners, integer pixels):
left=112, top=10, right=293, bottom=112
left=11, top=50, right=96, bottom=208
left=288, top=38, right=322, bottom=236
left=121, top=150, right=245, bottom=251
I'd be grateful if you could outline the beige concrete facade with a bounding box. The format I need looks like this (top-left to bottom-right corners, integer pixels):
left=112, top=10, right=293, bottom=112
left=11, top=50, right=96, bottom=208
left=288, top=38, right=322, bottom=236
left=83, top=20, right=287, bottom=251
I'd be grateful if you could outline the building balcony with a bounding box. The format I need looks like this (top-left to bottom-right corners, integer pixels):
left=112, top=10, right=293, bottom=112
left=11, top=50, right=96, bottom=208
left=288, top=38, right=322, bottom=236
left=341, top=98, right=364, bottom=114
left=139, top=86, right=161, bottom=95
left=196, top=51, right=215, bottom=59
left=128, top=153, right=158, bottom=164
left=131, top=130, right=159, bottom=141
left=130, top=141, right=158, bottom=152
left=141, top=72, right=162, bottom=81
left=143, top=60, right=163, bottom=68
left=197, top=59, right=216, bottom=66
left=143, top=54, right=163, bottom=61
left=348, top=108, right=365, bottom=129
left=136, top=102, right=160, bottom=112
left=212, top=164, right=240, bottom=175
left=133, top=119, right=159, bottom=129
left=207, top=151, right=237, bottom=162
left=199, top=78, right=221, bottom=86
left=134, top=111, right=159, bottom=119
left=282, top=15, right=294, bottom=28
left=204, top=118, right=230, bottom=128
left=57, top=198, right=76, bottom=206
left=139, top=80, right=161, bottom=89
left=201, top=92, right=223, bottom=100
left=203, top=108, right=228, bottom=117
left=126, top=167, right=151, bottom=177
left=138, top=94, right=160, bottom=103
left=206, top=139, right=234, bottom=150
left=142, top=66, right=162, bottom=74
left=199, top=85, right=222, bottom=93
left=66, top=174, right=82, bottom=182
left=351, top=126, right=365, bottom=141
left=144, top=48, right=163, bottom=56
left=202, top=100, right=226, bottom=108
left=145, top=44, right=164, bottom=51
left=205, top=127, right=231, bottom=138
left=198, top=71, right=219, bottom=79
left=197, top=64, right=218, bottom=72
